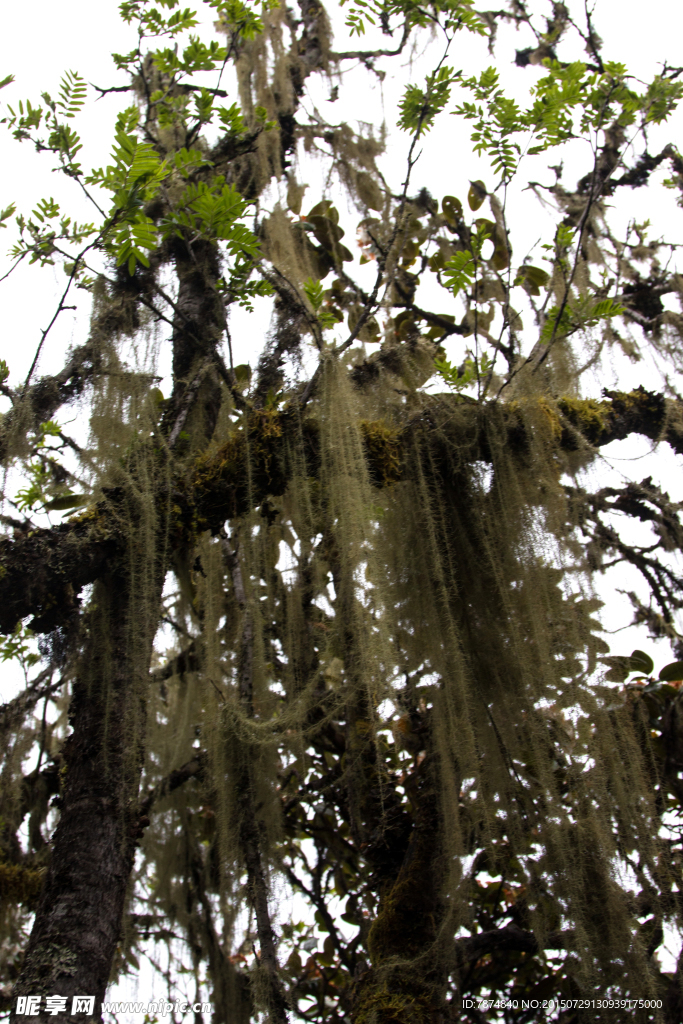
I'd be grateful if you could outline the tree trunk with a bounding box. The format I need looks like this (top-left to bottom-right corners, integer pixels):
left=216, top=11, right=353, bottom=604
left=13, top=558, right=162, bottom=1021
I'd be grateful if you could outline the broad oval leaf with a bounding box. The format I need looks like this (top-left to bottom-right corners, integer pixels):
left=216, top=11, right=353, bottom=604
left=234, top=363, right=252, bottom=383
left=630, top=649, right=654, bottom=675
left=600, top=655, right=631, bottom=682
left=492, top=243, right=510, bottom=270
left=658, top=660, right=683, bottom=682
left=468, top=180, right=487, bottom=211
left=442, top=195, right=463, bottom=226
left=308, top=215, right=345, bottom=252
left=518, top=264, right=550, bottom=296
left=45, top=494, right=89, bottom=511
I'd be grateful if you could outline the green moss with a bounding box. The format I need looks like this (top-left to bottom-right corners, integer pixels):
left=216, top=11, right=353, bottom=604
left=606, top=386, right=666, bottom=434
left=367, top=857, right=435, bottom=963
left=354, top=808, right=443, bottom=1024
left=360, top=420, right=402, bottom=487
left=354, top=983, right=433, bottom=1024
left=558, top=388, right=667, bottom=447
left=67, top=503, right=106, bottom=526
left=557, top=396, right=609, bottom=444
left=191, top=409, right=284, bottom=529
left=534, top=397, right=563, bottom=438
left=0, top=861, right=44, bottom=907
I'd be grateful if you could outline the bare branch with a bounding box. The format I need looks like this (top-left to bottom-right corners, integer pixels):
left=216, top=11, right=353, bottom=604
left=139, top=752, right=206, bottom=816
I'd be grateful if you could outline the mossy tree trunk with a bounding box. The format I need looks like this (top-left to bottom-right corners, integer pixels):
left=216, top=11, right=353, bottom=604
left=12, top=571, right=159, bottom=1022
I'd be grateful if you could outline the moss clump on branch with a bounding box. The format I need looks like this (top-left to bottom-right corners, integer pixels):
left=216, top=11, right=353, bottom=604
left=359, top=421, right=403, bottom=486
left=557, top=395, right=609, bottom=443
left=0, top=863, right=44, bottom=908
left=353, top=984, right=434, bottom=1024
left=190, top=408, right=321, bottom=532
left=558, top=387, right=669, bottom=448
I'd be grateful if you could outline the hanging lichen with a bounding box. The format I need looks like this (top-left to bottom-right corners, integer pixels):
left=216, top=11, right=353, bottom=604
left=2, top=2, right=683, bottom=1023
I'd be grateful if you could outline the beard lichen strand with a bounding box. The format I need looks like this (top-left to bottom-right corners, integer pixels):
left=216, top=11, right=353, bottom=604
left=201, top=377, right=667, bottom=1012
left=384, top=395, right=666, bottom=1003
left=316, top=357, right=393, bottom=852
left=224, top=0, right=330, bottom=200
left=3, top=0, right=683, bottom=1016
left=222, top=529, right=290, bottom=1024
left=6, top=348, right=673, bottom=1017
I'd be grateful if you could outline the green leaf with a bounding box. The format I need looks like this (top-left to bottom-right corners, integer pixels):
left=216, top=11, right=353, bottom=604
left=601, top=650, right=655, bottom=681
left=468, top=180, right=487, bottom=211
left=32, top=197, right=60, bottom=223
left=516, top=264, right=549, bottom=296
left=318, top=306, right=344, bottom=330
left=398, top=66, right=458, bottom=137
left=540, top=305, right=573, bottom=344
left=630, top=650, right=654, bottom=676
left=233, top=363, right=252, bottom=385
left=44, top=494, right=89, bottom=511
left=113, top=212, right=159, bottom=274
left=207, top=0, right=270, bottom=41
left=435, top=351, right=491, bottom=392
left=39, top=420, right=62, bottom=437
left=441, top=195, right=462, bottom=227
left=56, top=70, right=86, bottom=119
left=0, top=622, right=36, bottom=665
left=588, top=297, right=624, bottom=322
left=193, top=88, right=213, bottom=124
left=600, top=655, right=630, bottom=682
left=173, top=147, right=211, bottom=175
left=304, top=278, right=324, bottom=311
left=0, top=203, right=16, bottom=229
left=443, top=250, right=476, bottom=297
left=216, top=103, right=245, bottom=135
left=658, top=661, right=683, bottom=682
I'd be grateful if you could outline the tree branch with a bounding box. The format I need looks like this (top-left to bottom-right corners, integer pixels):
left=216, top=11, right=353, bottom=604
left=139, top=752, right=206, bottom=817
left=0, top=668, right=61, bottom=740
left=0, top=340, right=102, bottom=461
left=454, top=923, right=570, bottom=966
left=330, top=21, right=410, bottom=62
left=558, top=386, right=683, bottom=454
left=3, top=387, right=682, bottom=635
left=0, top=515, right=118, bottom=633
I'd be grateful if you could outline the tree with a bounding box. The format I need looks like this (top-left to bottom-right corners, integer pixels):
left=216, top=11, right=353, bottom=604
left=1, top=0, right=683, bottom=1021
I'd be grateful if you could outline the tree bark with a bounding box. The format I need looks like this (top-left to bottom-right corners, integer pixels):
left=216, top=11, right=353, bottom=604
left=12, top=565, right=162, bottom=1022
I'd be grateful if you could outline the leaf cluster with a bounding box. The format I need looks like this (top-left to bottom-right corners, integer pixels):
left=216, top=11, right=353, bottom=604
left=340, top=0, right=486, bottom=38
left=2, top=70, right=87, bottom=176
left=434, top=350, right=491, bottom=392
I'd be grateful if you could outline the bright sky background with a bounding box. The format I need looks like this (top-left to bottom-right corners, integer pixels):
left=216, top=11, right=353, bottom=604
left=2, top=0, right=683, bottom=1002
